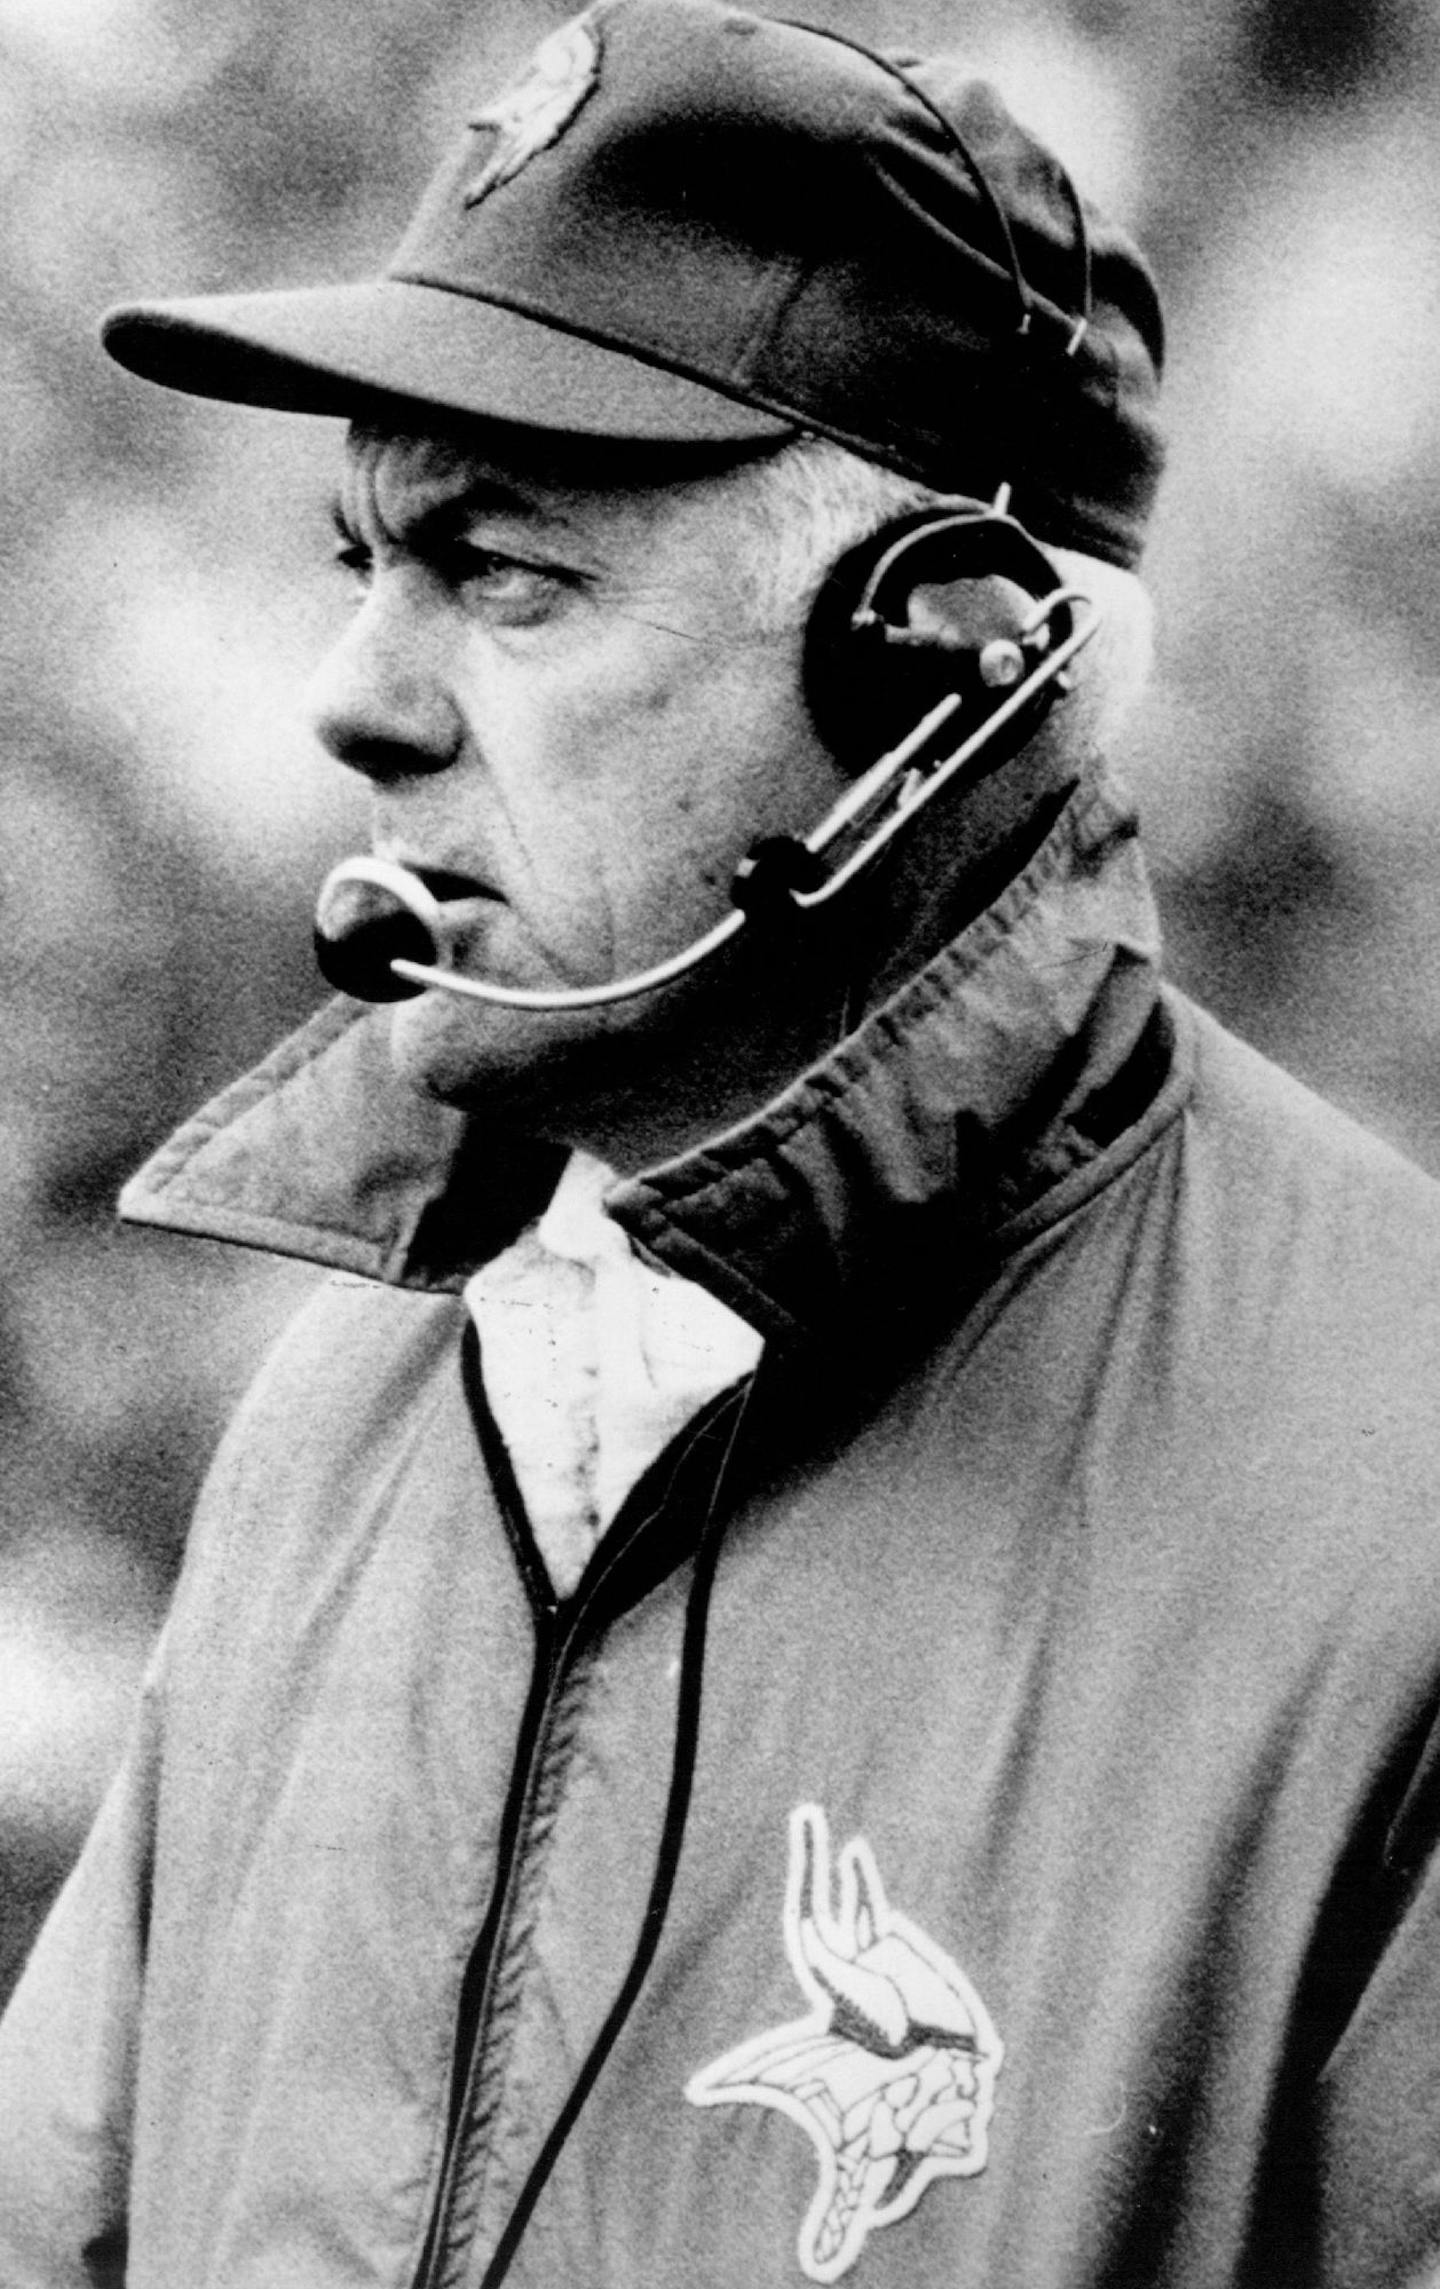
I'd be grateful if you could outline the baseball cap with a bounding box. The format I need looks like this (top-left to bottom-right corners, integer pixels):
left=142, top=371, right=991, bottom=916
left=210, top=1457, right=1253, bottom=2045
left=101, top=0, right=1165, bottom=567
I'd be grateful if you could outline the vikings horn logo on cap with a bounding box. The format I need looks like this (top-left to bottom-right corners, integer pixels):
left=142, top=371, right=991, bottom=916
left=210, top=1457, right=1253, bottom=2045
left=101, top=0, right=1165, bottom=565
left=687, top=1803, right=1003, bottom=2283
left=464, top=14, right=603, bottom=207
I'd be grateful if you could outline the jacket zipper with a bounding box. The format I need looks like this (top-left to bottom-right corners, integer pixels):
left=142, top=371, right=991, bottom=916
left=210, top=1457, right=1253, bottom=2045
left=410, top=1591, right=575, bottom=2289
left=410, top=1360, right=748, bottom=2289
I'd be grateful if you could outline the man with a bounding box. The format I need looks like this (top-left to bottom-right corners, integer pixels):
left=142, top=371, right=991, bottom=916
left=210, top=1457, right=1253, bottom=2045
left=2, top=3, right=1439, bottom=2285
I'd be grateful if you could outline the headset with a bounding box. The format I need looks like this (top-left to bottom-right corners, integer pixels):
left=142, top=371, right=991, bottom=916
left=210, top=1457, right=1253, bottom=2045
left=312, top=488, right=1099, bottom=1010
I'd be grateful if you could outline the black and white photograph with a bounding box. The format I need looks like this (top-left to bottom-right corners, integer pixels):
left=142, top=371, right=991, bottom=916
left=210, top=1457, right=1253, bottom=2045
left=2, top=1, right=1440, bottom=2281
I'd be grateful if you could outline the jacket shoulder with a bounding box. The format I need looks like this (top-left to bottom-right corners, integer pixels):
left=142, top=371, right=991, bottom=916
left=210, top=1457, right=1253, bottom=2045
left=166, top=1276, right=477, bottom=1662
left=1180, top=994, right=1440, bottom=1262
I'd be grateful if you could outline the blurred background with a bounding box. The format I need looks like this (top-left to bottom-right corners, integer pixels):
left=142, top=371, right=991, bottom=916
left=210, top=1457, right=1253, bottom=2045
left=3, top=0, right=1440, bottom=2002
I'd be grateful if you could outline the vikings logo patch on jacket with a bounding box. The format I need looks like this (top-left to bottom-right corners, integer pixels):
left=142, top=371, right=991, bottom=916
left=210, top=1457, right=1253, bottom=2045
left=688, top=1804, right=1002, bottom=2283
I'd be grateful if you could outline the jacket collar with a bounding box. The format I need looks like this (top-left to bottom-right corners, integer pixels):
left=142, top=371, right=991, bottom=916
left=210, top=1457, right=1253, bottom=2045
left=120, top=766, right=1177, bottom=1346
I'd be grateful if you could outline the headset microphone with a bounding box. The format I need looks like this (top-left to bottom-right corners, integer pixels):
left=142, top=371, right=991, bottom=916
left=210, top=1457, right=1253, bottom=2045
left=313, top=498, right=1099, bottom=1014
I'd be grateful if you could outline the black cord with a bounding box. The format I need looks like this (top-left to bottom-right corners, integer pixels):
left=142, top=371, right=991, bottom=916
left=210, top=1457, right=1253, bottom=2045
left=474, top=1375, right=758, bottom=2289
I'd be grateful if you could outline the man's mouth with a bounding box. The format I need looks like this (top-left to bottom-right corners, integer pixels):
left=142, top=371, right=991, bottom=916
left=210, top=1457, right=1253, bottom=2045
left=408, top=865, right=503, bottom=912
left=309, top=853, right=512, bottom=1002
left=395, top=865, right=513, bottom=985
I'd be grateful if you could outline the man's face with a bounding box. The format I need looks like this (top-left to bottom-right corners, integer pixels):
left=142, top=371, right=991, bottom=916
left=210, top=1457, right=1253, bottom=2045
left=308, top=425, right=848, bottom=1150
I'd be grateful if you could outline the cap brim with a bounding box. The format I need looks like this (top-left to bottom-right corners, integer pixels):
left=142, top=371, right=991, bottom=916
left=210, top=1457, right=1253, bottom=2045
left=100, top=277, right=796, bottom=448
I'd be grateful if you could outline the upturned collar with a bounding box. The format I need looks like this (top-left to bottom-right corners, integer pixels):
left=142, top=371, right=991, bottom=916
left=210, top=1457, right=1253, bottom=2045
left=120, top=768, right=1180, bottom=1346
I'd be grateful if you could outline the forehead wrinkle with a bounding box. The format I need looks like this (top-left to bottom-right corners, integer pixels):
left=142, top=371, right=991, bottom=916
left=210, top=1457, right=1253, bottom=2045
left=336, top=429, right=783, bottom=646
left=341, top=428, right=588, bottom=551
left=342, top=424, right=753, bottom=552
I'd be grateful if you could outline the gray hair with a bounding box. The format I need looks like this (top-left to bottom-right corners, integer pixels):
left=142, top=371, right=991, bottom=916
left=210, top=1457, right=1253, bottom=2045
left=716, top=434, right=1154, bottom=753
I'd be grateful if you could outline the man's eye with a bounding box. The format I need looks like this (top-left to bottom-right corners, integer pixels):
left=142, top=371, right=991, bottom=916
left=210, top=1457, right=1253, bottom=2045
left=325, top=533, right=567, bottom=624
left=444, top=546, right=564, bottom=621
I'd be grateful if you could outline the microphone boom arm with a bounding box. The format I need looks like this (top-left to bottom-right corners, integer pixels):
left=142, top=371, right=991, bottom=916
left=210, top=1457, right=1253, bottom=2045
left=315, top=587, right=1097, bottom=1014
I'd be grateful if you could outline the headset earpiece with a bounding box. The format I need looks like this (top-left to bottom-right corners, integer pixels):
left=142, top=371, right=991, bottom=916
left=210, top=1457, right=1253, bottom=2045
left=802, top=502, right=1075, bottom=771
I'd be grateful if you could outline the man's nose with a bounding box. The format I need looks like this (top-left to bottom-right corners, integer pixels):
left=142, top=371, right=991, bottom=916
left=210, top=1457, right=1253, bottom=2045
left=306, top=591, right=464, bottom=784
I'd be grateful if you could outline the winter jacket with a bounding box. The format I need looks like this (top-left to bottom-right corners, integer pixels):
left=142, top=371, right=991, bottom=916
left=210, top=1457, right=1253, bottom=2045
left=3, top=765, right=1440, bottom=2288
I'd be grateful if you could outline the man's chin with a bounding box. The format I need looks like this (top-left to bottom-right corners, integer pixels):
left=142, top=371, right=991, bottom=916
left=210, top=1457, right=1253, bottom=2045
left=383, top=981, right=649, bottom=1134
